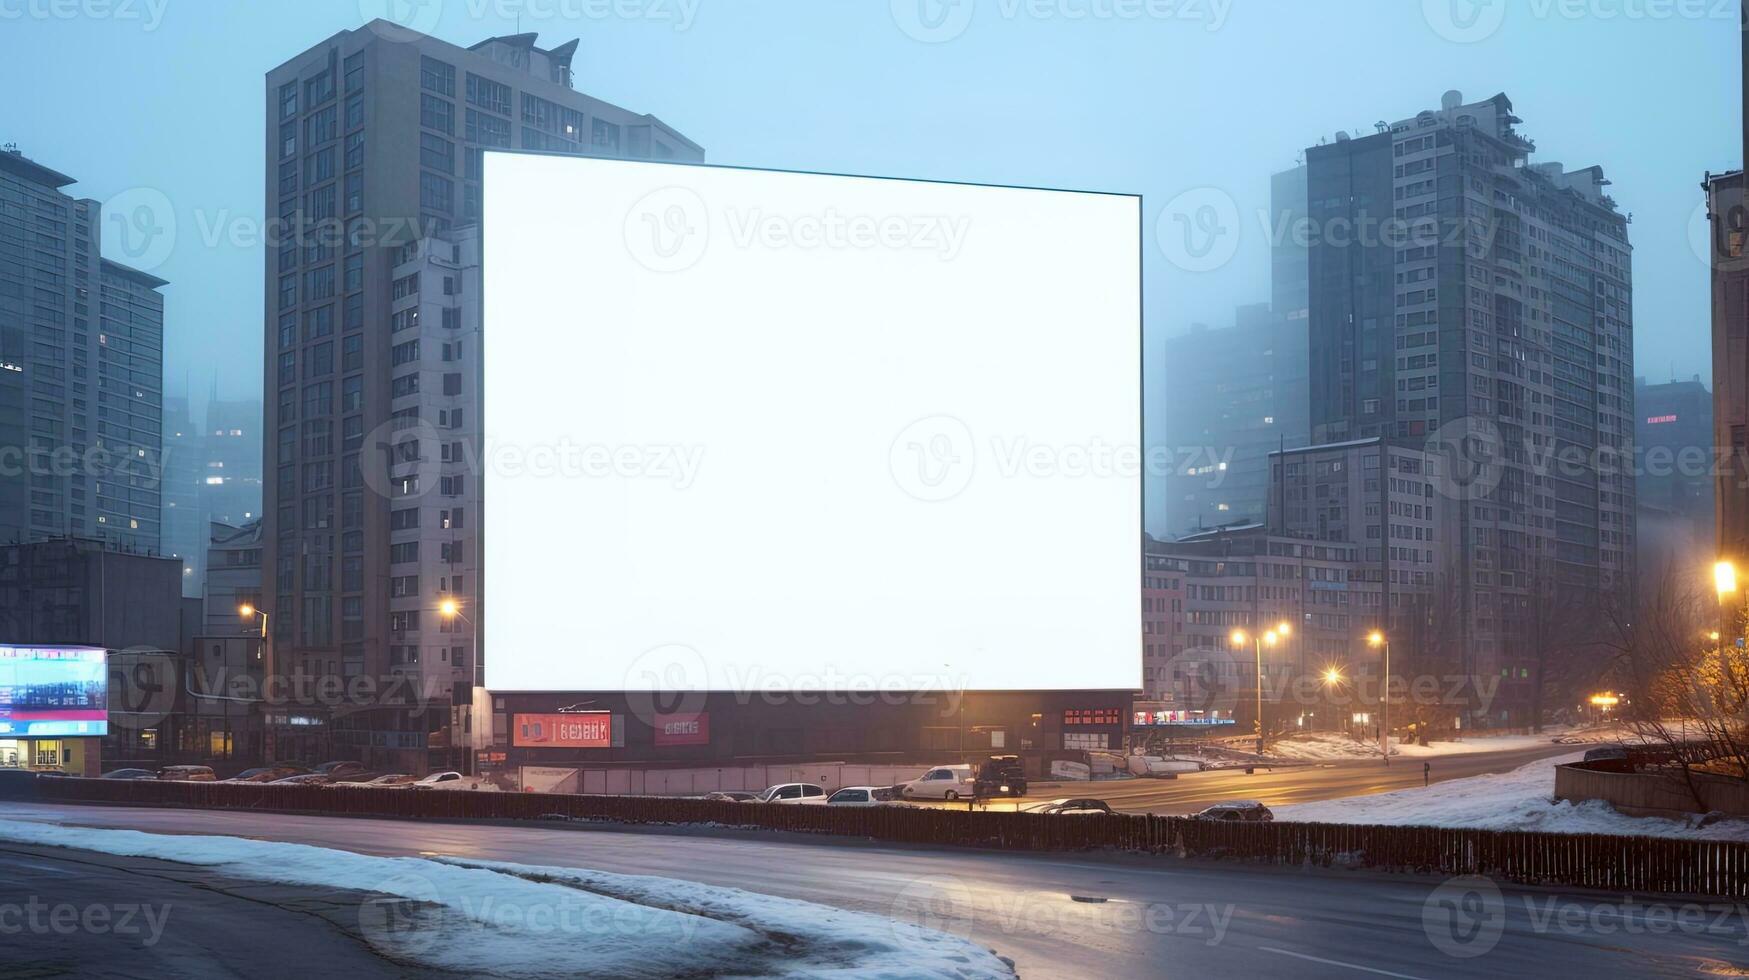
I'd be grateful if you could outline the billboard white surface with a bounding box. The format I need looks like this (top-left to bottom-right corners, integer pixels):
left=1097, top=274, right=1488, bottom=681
left=482, top=153, right=1140, bottom=692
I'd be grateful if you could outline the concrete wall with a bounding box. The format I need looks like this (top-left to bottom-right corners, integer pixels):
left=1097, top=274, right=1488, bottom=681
left=1555, top=762, right=1749, bottom=819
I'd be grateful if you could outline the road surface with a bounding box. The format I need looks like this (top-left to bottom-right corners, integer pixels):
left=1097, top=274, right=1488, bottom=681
left=911, top=740, right=1585, bottom=813
left=0, top=841, right=438, bottom=978
left=1, top=801, right=1742, bottom=978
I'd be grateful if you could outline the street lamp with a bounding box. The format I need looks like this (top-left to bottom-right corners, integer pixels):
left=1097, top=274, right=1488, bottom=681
left=1368, top=630, right=1389, bottom=765
left=239, top=603, right=275, bottom=763
left=1232, top=624, right=1287, bottom=754
left=439, top=598, right=479, bottom=688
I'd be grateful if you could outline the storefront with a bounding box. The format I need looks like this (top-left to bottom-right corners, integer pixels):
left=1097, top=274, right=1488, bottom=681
left=0, top=737, right=98, bottom=775
left=0, top=645, right=109, bottom=776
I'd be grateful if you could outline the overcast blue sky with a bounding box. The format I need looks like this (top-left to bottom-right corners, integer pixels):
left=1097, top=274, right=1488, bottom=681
left=0, top=0, right=1739, bottom=523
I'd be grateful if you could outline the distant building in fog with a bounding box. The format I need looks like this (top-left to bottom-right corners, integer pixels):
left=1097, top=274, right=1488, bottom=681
left=1161, top=304, right=1307, bottom=535
left=1634, top=376, right=1713, bottom=585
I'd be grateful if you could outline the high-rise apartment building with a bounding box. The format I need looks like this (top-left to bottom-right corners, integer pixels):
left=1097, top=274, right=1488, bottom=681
left=261, top=23, right=703, bottom=700
left=1709, top=171, right=1749, bottom=571
left=1634, top=376, right=1713, bottom=583
left=0, top=147, right=167, bottom=555
left=1301, top=91, right=1634, bottom=714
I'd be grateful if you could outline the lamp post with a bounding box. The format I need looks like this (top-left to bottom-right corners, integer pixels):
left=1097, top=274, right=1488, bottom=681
left=439, top=598, right=478, bottom=688
left=1232, top=622, right=1290, bottom=754
left=239, top=603, right=274, bottom=763
left=1368, top=630, right=1389, bottom=764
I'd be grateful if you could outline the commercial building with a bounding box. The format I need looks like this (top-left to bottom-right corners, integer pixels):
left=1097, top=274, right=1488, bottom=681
left=0, top=147, right=168, bottom=555
left=1301, top=91, right=1635, bottom=722
left=1709, top=171, right=1749, bottom=570
left=260, top=23, right=703, bottom=722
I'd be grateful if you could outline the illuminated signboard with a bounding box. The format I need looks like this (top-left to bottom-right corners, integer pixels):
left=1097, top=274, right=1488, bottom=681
left=1063, top=708, right=1122, bottom=726
left=512, top=712, right=613, bottom=748
left=0, top=645, right=107, bottom=737
left=1132, top=710, right=1236, bottom=727
left=652, top=712, right=710, bottom=746
left=1645, top=415, right=1677, bottom=424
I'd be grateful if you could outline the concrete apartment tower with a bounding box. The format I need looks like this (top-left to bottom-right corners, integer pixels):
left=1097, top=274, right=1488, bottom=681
left=0, top=147, right=167, bottom=556
left=261, top=22, right=703, bottom=707
left=1300, top=91, right=1634, bottom=724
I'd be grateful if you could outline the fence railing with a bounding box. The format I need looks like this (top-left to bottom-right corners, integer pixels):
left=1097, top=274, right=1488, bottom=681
left=13, top=776, right=1749, bottom=898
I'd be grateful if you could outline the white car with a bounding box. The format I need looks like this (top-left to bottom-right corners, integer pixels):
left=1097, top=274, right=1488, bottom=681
left=900, top=765, right=976, bottom=801
left=756, top=782, right=826, bottom=804
left=409, top=771, right=467, bottom=790
left=807, top=786, right=893, bottom=807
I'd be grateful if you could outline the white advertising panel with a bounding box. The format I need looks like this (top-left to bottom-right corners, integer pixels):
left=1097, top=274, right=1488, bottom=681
left=483, top=153, right=1140, bottom=692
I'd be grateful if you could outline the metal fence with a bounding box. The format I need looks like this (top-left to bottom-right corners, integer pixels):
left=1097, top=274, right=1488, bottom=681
left=18, top=776, right=1749, bottom=898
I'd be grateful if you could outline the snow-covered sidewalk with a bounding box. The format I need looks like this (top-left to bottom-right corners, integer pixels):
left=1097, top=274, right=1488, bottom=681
left=1265, top=726, right=1624, bottom=763
left=1273, top=751, right=1749, bottom=841
left=0, top=818, right=1015, bottom=978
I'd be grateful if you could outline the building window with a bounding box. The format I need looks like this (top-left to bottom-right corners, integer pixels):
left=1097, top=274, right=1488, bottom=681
left=465, top=73, right=511, bottom=115
left=420, top=132, right=454, bottom=175
left=420, top=57, right=454, bottom=97
left=420, top=93, right=453, bottom=135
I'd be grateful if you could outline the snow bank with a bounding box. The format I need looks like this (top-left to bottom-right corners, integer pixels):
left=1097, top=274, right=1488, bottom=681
left=1266, top=726, right=1627, bottom=763
left=0, top=819, right=1015, bottom=979
left=1273, top=751, right=1749, bottom=841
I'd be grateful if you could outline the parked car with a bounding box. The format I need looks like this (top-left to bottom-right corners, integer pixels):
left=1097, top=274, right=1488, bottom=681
left=354, top=773, right=417, bottom=787
left=1020, top=798, right=1114, bottom=816
left=974, top=756, right=1027, bottom=798
left=269, top=773, right=335, bottom=786
left=756, top=782, right=827, bottom=803
left=157, top=765, right=217, bottom=782
left=409, top=771, right=466, bottom=789
left=223, top=765, right=309, bottom=783
left=813, top=786, right=896, bottom=807
left=312, top=760, right=368, bottom=776
left=704, top=791, right=759, bottom=802
left=100, top=768, right=158, bottom=780
left=1191, top=800, right=1274, bottom=822
left=900, top=765, right=976, bottom=801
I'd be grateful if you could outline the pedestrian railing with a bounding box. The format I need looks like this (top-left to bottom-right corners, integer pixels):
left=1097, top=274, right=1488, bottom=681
left=15, top=776, right=1749, bottom=898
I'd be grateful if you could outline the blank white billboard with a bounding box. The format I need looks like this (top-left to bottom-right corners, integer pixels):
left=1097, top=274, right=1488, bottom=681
left=483, top=153, right=1140, bottom=693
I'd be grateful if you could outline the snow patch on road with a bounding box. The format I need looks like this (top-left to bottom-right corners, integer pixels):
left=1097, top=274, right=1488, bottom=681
left=0, top=818, right=1015, bottom=978
left=1273, top=751, right=1749, bottom=841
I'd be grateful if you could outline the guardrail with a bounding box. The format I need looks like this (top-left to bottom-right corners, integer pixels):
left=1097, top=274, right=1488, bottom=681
left=12, top=776, right=1749, bottom=898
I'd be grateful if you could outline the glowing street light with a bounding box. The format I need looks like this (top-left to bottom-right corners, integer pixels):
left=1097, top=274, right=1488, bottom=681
left=1717, top=561, right=1738, bottom=598
left=1367, top=630, right=1390, bottom=765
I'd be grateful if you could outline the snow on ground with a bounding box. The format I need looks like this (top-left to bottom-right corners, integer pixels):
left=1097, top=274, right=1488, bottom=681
left=1273, top=751, right=1749, bottom=841
left=1265, top=725, right=1626, bottom=763
left=0, top=818, right=1015, bottom=979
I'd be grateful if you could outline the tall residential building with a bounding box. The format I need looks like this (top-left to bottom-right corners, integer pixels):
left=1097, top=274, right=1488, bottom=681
left=1709, top=171, right=1749, bottom=571
left=199, top=396, right=262, bottom=528
left=1161, top=303, right=1307, bottom=535
left=1302, top=91, right=1634, bottom=713
left=0, top=147, right=168, bottom=554
left=261, top=23, right=703, bottom=701
left=1634, top=376, right=1713, bottom=584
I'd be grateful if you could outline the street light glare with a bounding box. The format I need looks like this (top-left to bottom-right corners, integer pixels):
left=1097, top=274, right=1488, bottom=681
left=1322, top=667, right=1344, bottom=686
left=237, top=603, right=254, bottom=618
left=1716, top=560, right=1737, bottom=596
left=1275, top=622, right=1292, bottom=636
left=440, top=598, right=460, bottom=617
left=1229, top=629, right=1247, bottom=647
left=1367, top=630, right=1384, bottom=647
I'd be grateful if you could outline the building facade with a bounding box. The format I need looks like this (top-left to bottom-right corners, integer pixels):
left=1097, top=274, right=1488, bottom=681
left=0, top=148, right=168, bottom=556
left=1634, top=377, right=1713, bottom=585
left=1710, top=171, right=1749, bottom=571
left=260, top=23, right=703, bottom=708
left=1302, top=91, right=1635, bottom=720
